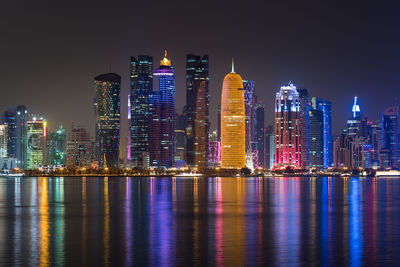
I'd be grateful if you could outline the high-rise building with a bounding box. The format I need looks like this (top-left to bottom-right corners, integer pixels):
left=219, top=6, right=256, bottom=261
left=382, top=106, right=399, bottom=169
left=297, top=88, right=310, bottom=169
left=369, top=121, right=382, bottom=168
left=207, top=131, right=221, bottom=168
left=26, top=117, right=47, bottom=169
left=0, top=124, right=8, bottom=158
left=184, top=54, right=209, bottom=169
left=243, top=80, right=255, bottom=169
left=2, top=105, right=28, bottom=168
left=220, top=62, right=245, bottom=169
left=149, top=92, right=161, bottom=168
left=66, top=125, right=94, bottom=168
left=333, top=134, right=355, bottom=169
left=252, top=100, right=265, bottom=168
left=94, top=73, right=121, bottom=169
left=344, top=97, right=362, bottom=137
left=174, top=113, right=186, bottom=162
left=152, top=51, right=175, bottom=168
left=130, top=55, right=153, bottom=168
left=46, top=125, right=66, bottom=166
left=274, top=83, right=301, bottom=169
left=312, top=97, right=332, bottom=168
left=309, top=108, right=324, bottom=169
left=265, top=125, right=274, bottom=170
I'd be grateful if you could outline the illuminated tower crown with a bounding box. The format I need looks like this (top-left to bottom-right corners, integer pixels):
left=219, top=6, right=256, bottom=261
left=160, top=50, right=171, bottom=67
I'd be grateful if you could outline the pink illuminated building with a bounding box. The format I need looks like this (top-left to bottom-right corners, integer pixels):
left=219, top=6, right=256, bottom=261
left=273, top=83, right=302, bottom=169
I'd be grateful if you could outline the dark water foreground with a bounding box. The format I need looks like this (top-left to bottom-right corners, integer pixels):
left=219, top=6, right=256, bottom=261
left=0, top=176, right=399, bottom=266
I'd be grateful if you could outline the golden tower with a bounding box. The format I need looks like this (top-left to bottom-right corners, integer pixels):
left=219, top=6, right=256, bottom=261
left=220, top=60, right=246, bottom=169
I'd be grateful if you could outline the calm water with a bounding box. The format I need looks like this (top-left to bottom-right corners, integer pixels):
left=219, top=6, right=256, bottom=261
left=0, top=176, right=400, bottom=266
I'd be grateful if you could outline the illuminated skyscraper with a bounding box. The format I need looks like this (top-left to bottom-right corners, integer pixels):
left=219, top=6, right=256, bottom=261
left=174, top=113, right=186, bottom=162
left=265, top=125, right=274, bottom=170
left=220, top=62, right=245, bottom=169
left=66, top=125, right=94, bottom=168
left=252, top=99, right=265, bottom=168
left=297, top=88, right=310, bottom=169
left=130, top=55, right=153, bottom=168
left=0, top=124, right=8, bottom=158
left=382, top=106, right=399, bottom=169
left=184, top=54, right=209, bottom=169
left=309, top=108, right=324, bottom=168
left=94, top=73, right=121, bottom=169
left=243, top=80, right=255, bottom=169
left=2, top=105, right=28, bottom=167
left=26, top=117, right=47, bottom=169
left=274, top=83, right=301, bottom=169
left=312, top=97, right=332, bottom=168
left=152, top=51, right=175, bottom=168
left=46, top=125, right=66, bottom=166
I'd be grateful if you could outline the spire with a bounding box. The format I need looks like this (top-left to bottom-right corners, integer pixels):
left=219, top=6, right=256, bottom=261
left=164, top=49, right=167, bottom=58
left=231, top=58, right=235, bottom=73
left=160, top=50, right=171, bottom=66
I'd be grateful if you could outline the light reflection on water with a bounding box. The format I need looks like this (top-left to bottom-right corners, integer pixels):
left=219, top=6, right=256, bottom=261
left=0, top=176, right=400, bottom=266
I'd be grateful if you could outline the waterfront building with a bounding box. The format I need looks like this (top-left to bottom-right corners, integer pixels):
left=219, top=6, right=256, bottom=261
left=66, top=125, right=94, bottom=168
left=243, top=79, right=255, bottom=169
left=174, top=113, right=186, bottom=162
left=184, top=54, right=209, bottom=169
left=46, top=125, right=66, bottom=166
left=220, top=62, right=245, bottom=169
left=26, top=117, right=47, bottom=169
left=94, top=73, right=121, bottom=169
left=382, top=106, right=399, bottom=169
left=369, top=122, right=382, bottom=168
left=309, top=108, right=324, bottom=169
left=207, top=131, right=221, bottom=168
left=312, top=97, right=332, bottom=168
left=0, top=124, right=7, bottom=158
left=344, top=96, right=362, bottom=138
left=265, top=125, right=274, bottom=170
left=149, top=92, right=161, bottom=168
left=274, top=83, right=301, bottom=169
left=2, top=105, right=28, bottom=168
left=297, top=88, right=310, bottom=168
left=252, top=99, right=265, bottom=168
left=152, top=51, right=175, bottom=168
left=130, top=55, right=153, bottom=168
left=333, top=134, right=355, bottom=169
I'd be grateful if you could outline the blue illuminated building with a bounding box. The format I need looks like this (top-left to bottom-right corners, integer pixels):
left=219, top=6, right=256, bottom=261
left=382, top=106, right=399, bottom=169
left=2, top=105, right=28, bottom=168
left=94, top=73, right=121, bottom=169
left=152, top=51, right=175, bottom=168
left=312, top=97, right=332, bottom=168
left=130, top=55, right=153, bottom=168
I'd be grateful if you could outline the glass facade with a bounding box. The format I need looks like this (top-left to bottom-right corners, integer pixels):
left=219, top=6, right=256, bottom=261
left=152, top=51, right=175, bottom=168
left=382, top=106, right=399, bottom=169
left=26, top=118, right=46, bottom=170
left=130, top=55, right=153, bottom=168
left=309, top=108, right=324, bottom=169
left=274, top=83, right=301, bottom=169
left=46, top=126, right=66, bottom=166
left=312, top=97, right=333, bottom=168
left=184, top=54, right=209, bottom=169
left=94, top=73, right=121, bottom=169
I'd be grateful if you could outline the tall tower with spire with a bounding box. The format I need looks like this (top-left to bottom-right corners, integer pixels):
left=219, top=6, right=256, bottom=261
left=220, top=60, right=246, bottom=169
left=151, top=50, right=175, bottom=168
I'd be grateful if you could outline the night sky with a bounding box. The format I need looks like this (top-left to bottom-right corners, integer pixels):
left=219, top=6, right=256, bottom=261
left=1, top=0, right=400, bottom=151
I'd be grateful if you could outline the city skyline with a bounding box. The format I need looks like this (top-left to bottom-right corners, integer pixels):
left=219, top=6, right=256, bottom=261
left=2, top=1, right=400, bottom=141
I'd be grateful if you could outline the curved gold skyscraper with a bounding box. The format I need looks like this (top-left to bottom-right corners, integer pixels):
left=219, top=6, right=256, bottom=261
left=221, top=61, right=246, bottom=169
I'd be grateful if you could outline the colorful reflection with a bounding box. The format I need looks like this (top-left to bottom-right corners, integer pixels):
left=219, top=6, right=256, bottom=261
left=1, top=177, right=400, bottom=265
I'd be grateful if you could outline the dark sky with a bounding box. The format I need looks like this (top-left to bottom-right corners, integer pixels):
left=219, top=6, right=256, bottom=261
left=1, top=0, right=400, bottom=146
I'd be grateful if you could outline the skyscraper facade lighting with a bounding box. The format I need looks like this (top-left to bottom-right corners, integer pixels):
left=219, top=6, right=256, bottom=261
left=220, top=62, right=245, bottom=169
left=130, top=55, right=153, bottom=168
left=184, top=54, right=209, bottom=169
left=94, top=73, right=121, bottom=169
left=274, top=83, right=301, bottom=169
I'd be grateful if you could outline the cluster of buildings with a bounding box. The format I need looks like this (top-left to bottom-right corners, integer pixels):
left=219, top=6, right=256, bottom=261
left=1, top=51, right=399, bottom=172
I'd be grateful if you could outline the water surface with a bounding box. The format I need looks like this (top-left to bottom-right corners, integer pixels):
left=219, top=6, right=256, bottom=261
left=0, top=176, right=399, bottom=266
